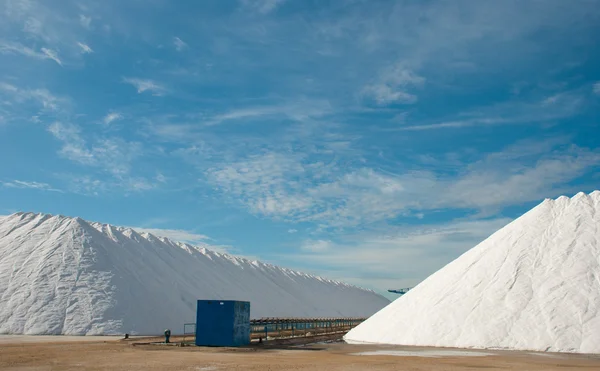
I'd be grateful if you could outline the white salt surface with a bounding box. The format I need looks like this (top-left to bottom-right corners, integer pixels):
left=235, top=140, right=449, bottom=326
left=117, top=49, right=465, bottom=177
left=345, top=191, right=600, bottom=354
left=354, top=350, right=493, bottom=358
left=0, top=335, right=124, bottom=344
left=0, top=212, right=389, bottom=335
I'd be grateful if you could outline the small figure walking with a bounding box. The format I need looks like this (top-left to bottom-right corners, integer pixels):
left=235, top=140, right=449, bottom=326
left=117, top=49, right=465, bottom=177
left=164, top=328, right=171, bottom=344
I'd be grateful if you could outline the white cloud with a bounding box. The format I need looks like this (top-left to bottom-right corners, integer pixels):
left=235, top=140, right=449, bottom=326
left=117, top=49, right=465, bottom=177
left=240, top=0, right=287, bottom=14
left=541, top=94, right=560, bottom=106
left=155, top=173, right=167, bottom=183
left=363, top=64, right=424, bottom=105
left=363, top=84, right=418, bottom=105
left=48, top=122, right=94, bottom=165
left=90, top=138, right=144, bottom=176
left=0, top=82, right=66, bottom=112
left=1, top=180, right=62, bottom=192
left=384, top=65, right=425, bottom=86
left=2, top=1, right=100, bottom=62
left=79, top=14, right=91, bottom=29
left=208, top=152, right=424, bottom=228
left=398, top=120, right=477, bottom=131
left=65, top=175, right=107, bottom=195
left=123, top=177, right=155, bottom=191
left=442, top=143, right=600, bottom=211
left=204, top=107, right=279, bottom=126
left=62, top=175, right=155, bottom=195
left=40, top=47, right=62, bottom=66
left=301, top=239, right=332, bottom=252
left=207, top=151, right=313, bottom=218
left=282, top=218, right=513, bottom=294
left=207, top=151, right=410, bottom=226
left=173, top=37, right=187, bottom=51
left=77, top=42, right=93, bottom=54
left=397, top=91, right=584, bottom=131
left=48, top=122, right=143, bottom=177
left=203, top=100, right=331, bottom=126
left=63, top=174, right=157, bottom=196
left=0, top=82, right=18, bottom=93
left=103, top=112, right=122, bottom=124
left=23, top=17, right=44, bottom=38
left=0, top=41, right=61, bottom=66
left=288, top=229, right=298, bottom=234
left=315, top=0, right=599, bottom=72
left=123, top=78, right=166, bottom=96
left=594, top=82, right=600, bottom=95
left=206, top=139, right=600, bottom=229
left=47, top=121, right=156, bottom=193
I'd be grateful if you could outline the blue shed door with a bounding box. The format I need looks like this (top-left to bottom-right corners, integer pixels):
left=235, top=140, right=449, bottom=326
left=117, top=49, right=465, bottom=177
left=196, top=300, right=235, bottom=346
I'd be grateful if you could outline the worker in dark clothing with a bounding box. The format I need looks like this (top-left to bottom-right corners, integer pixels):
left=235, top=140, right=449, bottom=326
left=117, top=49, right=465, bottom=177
left=164, top=329, right=171, bottom=343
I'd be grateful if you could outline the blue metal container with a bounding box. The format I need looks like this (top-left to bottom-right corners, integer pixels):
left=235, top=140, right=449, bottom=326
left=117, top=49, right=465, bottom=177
left=195, top=300, right=251, bottom=347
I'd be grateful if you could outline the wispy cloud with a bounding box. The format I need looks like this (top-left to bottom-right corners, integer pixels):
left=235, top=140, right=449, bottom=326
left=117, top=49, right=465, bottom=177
left=103, top=112, right=122, bottom=125
left=0, top=82, right=66, bottom=112
left=206, top=138, right=600, bottom=228
left=441, top=141, right=600, bottom=211
left=282, top=217, right=513, bottom=294
left=0, top=41, right=62, bottom=66
left=66, top=175, right=107, bottom=195
left=173, top=37, right=187, bottom=51
left=89, top=138, right=143, bottom=176
left=204, top=107, right=278, bottom=126
left=79, top=14, right=92, bottom=29
left=207, top=151, right=313, bottom=218
left=240, top=0, right=287, bottom=14
left=396, top=91, right=585, bottom=131
left=2, top=0, right=99, bottom=64
left=363, top=85, right=418, bottom=105
left=77, top=42, right=93, bottom=54
left=594, top=82, right=600, bottom=95
left=48, top=122, right=95, bottom=165
left=1, top=180, right=62, bottom=193
left=203, top=100, right=332, bottom=126
left=123, top=78, right=166, bottom=96
left=48, top=122, right=143, bottom=177
left=41, top=47, right=62, bottom=66
left=64, top=175, right=156, bottom=195
left=22, top=17, right=43, bottom=37
left=301, top=239, right=332, bottom=252
left=316, top=0, right=600, bottom=70
left=207, top=151, right=411, bottom=227
left=123, top=177, right=156, bottom=191
left=362, top=64, right=424, bottom=105
left=0, top=83, right=19, bottom=93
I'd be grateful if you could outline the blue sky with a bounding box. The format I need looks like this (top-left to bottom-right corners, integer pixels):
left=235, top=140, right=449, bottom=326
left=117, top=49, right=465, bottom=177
left=1, top=0, right=599, bottom=298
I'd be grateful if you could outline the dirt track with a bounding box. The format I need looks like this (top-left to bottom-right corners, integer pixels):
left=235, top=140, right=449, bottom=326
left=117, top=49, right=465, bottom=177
left=1, top=338, right=600, bottom=371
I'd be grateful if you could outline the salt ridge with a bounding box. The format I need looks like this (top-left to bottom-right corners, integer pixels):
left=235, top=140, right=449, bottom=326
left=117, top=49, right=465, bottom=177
left=345, top=191, right=600, bottom=354
left=0, top=212, right=389, bottom=335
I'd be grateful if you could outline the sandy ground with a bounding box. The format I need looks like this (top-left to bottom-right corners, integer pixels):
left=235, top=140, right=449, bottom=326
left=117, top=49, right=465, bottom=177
left=1, top=337, right=599, bottom=371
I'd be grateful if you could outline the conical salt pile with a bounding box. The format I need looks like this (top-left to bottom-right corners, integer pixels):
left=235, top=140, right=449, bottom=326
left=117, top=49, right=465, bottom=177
left=345, top=191, right=600, bottom=354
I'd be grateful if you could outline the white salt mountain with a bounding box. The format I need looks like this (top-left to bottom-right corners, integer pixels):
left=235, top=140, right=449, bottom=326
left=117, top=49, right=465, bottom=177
left=345, top=191, right=600, bottom=354
left=0, top=212, right=389, bottom=335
